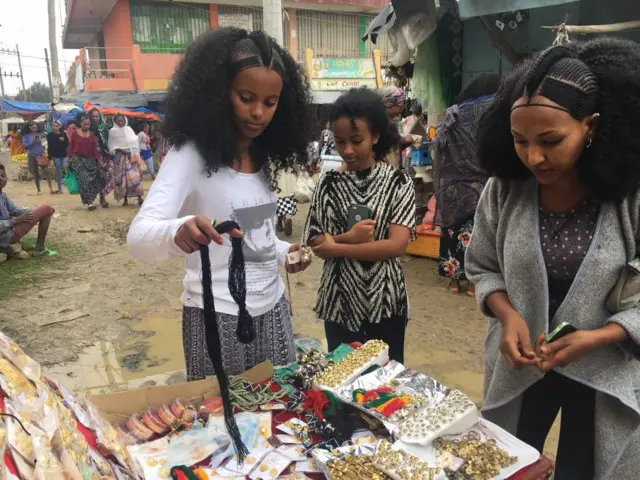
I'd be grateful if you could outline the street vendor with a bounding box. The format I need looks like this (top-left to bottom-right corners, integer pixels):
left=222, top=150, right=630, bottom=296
left=127, top=28, right=313, bottom=379
left=466, top=38, right=640, bottom=478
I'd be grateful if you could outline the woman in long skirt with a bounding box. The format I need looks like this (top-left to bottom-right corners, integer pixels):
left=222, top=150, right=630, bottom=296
left=88, top=108, right=112, bottom=207
left=67, top=115, right=105, bottom=211
left=108, top=114, right=144, bottom=206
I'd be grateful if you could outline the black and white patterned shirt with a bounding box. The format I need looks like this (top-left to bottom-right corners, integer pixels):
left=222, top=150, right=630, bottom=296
left=304, top=162, right=417, bottom=331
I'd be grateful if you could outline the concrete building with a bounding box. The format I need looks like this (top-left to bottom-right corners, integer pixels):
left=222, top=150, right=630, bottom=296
left=62, top=0, right=392, bottom=94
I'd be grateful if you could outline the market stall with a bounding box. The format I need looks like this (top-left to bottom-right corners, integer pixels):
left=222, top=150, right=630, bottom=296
left=0, top=332, right=553, bottom=479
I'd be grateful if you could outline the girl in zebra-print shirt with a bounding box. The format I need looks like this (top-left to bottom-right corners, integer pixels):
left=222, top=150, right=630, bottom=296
left=303, top=88, right=417, bottom=362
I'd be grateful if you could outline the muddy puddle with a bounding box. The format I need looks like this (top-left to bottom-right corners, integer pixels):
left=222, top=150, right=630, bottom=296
left=44, top=311, right=187, bottom=395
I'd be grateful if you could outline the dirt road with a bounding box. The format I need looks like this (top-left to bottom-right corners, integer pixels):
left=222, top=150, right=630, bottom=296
left=0, top=153, right=557, bottom=453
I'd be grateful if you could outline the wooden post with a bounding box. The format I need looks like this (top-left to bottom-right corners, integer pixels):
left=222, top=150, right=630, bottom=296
left=542, top=20, right=640, bottom=34
left=15, top=44, right=26, bottom=92
left=44, top=48, right=54, bottom=101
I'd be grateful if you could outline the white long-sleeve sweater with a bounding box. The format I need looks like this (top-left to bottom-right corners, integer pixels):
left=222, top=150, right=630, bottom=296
left=127, top=142, right=290, bottom=315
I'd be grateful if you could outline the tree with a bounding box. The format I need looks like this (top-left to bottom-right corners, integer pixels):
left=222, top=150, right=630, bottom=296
left=16, top=82, right=52, bottom=103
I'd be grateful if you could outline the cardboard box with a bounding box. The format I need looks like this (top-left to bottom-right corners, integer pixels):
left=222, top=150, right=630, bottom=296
left=88, top=361, right=273, bottom=424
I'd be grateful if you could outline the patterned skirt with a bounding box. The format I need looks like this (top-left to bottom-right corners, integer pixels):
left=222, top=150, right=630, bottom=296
left=182, top=295, right=296, bottom=380
left=112, top=150, right=143, bottom=202
left=276, top=196, right=297, bottom=217
left=72, top=155, right=106, bottom=205
left=438, top=217, right=474, bottom=281
left=101, top=153, right=115, bottom=196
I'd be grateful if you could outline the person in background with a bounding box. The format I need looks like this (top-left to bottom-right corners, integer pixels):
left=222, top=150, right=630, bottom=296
left=276, top=167, right=297, bottom=236
left=151, top=125, right=170, bottom=166
left=0, top=164, right=55, bottom=257
left=377, top=86, right=416, bottom=168
left=108, top=113, right=144, bottom=206
left=398, top=99, right=428, bottom=172
left=68, top=114, right=105, bottom=211
left=465, top=39, right=640, bottom=477
left=22, top=121, right=54, bottom=195
left=432, top=73, right=500, bottom=296
left=88, top=108, right=111, bottom=208
left=304, top=88, right=417, bottom=363
left=138, top=122, right=155, bottom=180
left=7, top=126, right=24, bottom=158
left=46, top=121, right=69, bottom=194
left=65, top=120, right=77, bottom=140
left=127, top=29, right=313, bottom=379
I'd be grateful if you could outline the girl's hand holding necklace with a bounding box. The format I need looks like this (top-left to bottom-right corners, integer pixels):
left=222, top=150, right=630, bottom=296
left=175, top=215, right=243, bottom=254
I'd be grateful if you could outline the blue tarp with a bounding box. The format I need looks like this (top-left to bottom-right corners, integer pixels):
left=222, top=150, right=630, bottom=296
left=0, top=98, right=52, bottom=113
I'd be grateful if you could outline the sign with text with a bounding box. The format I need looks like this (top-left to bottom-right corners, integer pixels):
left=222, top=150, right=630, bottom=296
left=311, top=58, right=376, bottom=80
left=219, top=13, right=253, bottom=31
left=311, top=79, right=378, bottom=91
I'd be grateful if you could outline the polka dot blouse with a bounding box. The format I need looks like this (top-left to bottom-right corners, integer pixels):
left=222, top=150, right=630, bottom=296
left=539, top=199, right=599, bottom=320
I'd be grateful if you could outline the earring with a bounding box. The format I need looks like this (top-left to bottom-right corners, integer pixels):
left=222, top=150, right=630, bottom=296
left=586, top=138, right=593, bottom=148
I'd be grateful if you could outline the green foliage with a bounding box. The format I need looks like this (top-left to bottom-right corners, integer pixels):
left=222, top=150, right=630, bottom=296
left=16, top=82, right=52, bottom=103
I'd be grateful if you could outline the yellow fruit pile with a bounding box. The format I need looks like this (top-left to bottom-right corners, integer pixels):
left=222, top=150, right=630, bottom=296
left=10, top=153, right=27, bottom=163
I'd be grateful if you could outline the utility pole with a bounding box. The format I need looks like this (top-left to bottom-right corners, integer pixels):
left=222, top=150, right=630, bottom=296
left=0, top=65, right=5, bottom=97
left=262, top=0, right=283, bottom=46
left=15, top=44, right=26, bottom=92
left=48, top=0, right=61, bottom=102
left=44, top=48, right=54, bottom=100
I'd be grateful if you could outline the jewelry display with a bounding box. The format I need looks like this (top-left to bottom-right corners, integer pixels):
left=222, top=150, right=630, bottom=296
left=249, top=450, right=292, bottom=480
left=294, top=350, right=334, bottom=390
left=433, top=431, right=518, bottom=480
left=373, top=439, right=443, bottom=480
left=314, top=340, right=389, bottom=388
left=327, top=455, right=390, bottom=479
left=0, top=328, right=544, bottom=480
left=228, top=376, right=288, bottom=411
left=397, top=390, right=477, bottom=445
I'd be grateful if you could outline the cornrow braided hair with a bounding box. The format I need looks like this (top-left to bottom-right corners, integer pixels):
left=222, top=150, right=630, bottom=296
left=477, top=37, right=640, bottom=202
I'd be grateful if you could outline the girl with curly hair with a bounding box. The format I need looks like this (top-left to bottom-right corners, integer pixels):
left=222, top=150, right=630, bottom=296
left=304, top=88, right=416, bottom=363
left=465, top=38, right=640, bottom=478
left=128, top=29, right=313, bottom=379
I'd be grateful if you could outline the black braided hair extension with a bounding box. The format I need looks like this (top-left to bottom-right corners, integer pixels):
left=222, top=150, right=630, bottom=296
left=199, top=220, right=253, bottom=462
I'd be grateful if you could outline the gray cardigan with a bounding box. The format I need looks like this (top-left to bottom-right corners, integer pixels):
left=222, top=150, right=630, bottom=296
left=465, top=177, right=640, bottom=479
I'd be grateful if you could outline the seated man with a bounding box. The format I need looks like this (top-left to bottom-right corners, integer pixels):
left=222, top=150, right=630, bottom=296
left=0, top=164, right=55, bottom=257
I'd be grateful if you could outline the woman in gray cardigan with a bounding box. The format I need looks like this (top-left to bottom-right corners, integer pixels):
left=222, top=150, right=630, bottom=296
left=466, top=39, right=640, bottom=479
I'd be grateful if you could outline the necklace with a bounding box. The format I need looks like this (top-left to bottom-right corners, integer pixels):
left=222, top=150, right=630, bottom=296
left=540, top=199, right=588, bottom=240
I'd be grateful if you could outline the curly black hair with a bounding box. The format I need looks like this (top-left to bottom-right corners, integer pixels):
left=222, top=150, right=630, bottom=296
left=162, top=28, right=313, bottom=191
left=329, top=87, right=401, bottom=161
left=477, top=37, right=640, bottom=202
left=75, top=113, right=89, bottom=127
left=456, top=73, right=501, bottom=103
left=21, top=121, right=38, bottom=135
